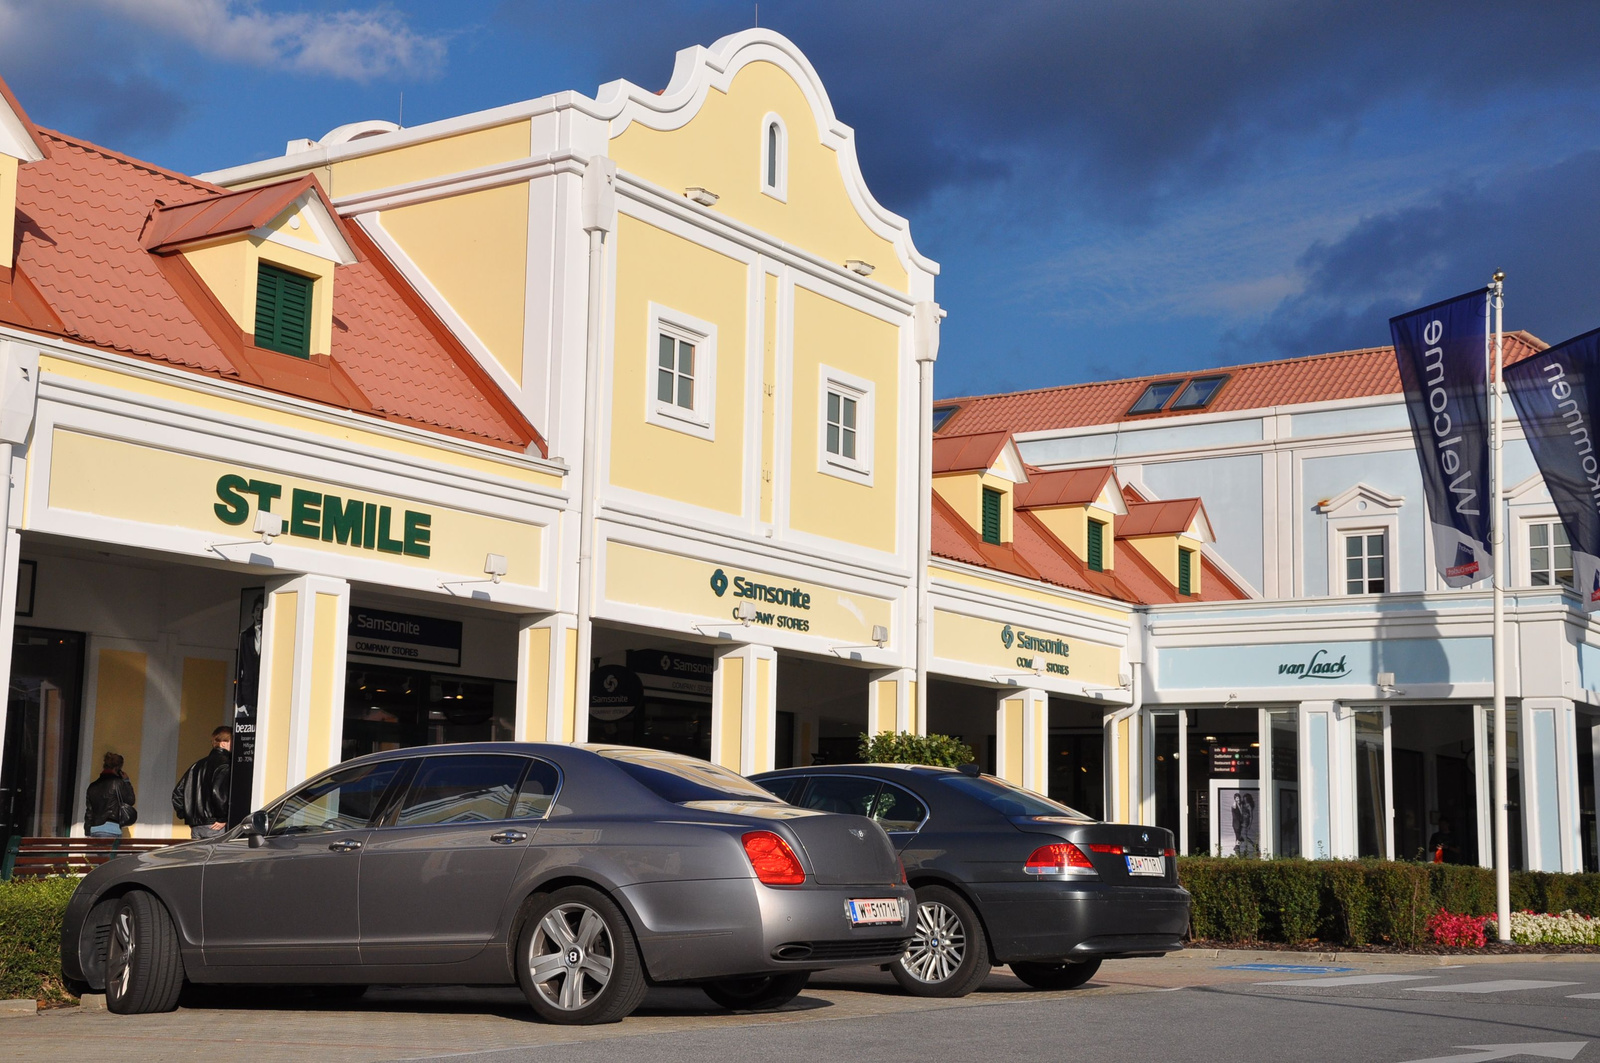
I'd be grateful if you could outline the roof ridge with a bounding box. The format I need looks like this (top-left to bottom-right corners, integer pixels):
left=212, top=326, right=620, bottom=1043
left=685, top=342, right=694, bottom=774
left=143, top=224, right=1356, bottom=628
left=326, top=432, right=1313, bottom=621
left=39, top=129, right=228, bottom=196
left=941, top=331, right=1549, bottom=409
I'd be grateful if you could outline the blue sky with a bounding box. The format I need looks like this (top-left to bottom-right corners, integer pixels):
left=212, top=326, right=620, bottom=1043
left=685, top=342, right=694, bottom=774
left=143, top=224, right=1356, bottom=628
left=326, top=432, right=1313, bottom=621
left=4, top=1, right=1599, bottom=399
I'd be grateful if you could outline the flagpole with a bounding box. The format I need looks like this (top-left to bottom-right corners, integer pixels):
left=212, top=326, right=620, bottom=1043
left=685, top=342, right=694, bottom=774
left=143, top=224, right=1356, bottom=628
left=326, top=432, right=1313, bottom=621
left=1490, top=270, right=1510, bottom=942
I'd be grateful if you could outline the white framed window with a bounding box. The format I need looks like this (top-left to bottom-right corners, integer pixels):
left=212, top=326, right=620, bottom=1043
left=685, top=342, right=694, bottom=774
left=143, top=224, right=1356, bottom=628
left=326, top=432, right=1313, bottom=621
left=817, top=365, right=873, bottom=484
left=1343, top=531, right=1388, bottom=594
left=1318, top=483, right=1403, bottom=597
left=645, top=303, right=716, bottom=441
left=760, top=112, right=787, bottom=202
left=1528, top=519, right=1573, bottom=588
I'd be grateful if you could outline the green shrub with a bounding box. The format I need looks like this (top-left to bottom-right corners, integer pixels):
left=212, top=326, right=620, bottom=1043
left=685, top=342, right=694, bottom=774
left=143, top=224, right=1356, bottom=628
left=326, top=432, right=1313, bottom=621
left=1179, top=857, right=1600, bottom=947
left=0, top=876, right=81, bottom=1005
left=857, top=731, right=975, bottom=767
left=1255, top=859, right=1322, bottom=943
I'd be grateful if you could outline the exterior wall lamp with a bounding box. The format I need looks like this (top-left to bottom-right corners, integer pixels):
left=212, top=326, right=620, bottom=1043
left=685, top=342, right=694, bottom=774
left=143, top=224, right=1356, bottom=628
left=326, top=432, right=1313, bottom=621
left=207, top=510, right=284, bottom=555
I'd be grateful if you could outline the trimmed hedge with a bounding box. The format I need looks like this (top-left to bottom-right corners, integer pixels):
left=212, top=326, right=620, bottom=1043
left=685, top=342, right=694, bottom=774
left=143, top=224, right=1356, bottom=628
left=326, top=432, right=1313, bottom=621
left=1179, top=857, right=1600, bottom=946
left=857, top=731, right=976, bottom=767
left=0, top=876, right=79, bottom=1004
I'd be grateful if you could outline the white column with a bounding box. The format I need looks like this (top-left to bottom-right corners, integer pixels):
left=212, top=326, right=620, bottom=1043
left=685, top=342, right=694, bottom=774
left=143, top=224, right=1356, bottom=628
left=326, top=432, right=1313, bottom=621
left=712, top=643, right=777, bottom=774
left=868, top=669, right=915, bottom=736
left=1299, top=701, right=1339, bottom=859
left=996, top=686, right=1049, bottom=795
left=253, top=574, right=349, bottom=807
left=1522, top=697, right=1573, bottom=872
left=515, top=613, right=579, bottom=743
left=0, top=341, right=38, bottom=828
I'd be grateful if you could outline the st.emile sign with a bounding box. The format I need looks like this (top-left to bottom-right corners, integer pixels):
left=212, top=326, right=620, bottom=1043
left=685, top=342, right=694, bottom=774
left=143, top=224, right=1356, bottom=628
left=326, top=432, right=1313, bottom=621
left=215, top=474, right=433, bottom=558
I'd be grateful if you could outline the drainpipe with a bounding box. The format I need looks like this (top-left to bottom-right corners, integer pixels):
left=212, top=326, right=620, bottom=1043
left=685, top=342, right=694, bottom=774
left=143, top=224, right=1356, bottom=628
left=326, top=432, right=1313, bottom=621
left=572, top=157, right=616, bottom=740
left=913, top=302, right=941, bottom=734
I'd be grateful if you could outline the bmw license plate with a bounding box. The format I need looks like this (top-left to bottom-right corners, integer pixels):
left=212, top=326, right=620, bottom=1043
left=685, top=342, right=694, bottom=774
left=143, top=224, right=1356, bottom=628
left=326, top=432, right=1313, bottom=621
left=847, top=898, right=902, bottom=925
left=1125, top=855, right=1165, bottom=877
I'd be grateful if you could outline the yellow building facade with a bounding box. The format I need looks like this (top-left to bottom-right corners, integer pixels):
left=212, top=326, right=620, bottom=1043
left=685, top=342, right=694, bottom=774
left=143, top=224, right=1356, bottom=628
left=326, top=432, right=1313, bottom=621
left=0, top=31, right=1144, bottom=845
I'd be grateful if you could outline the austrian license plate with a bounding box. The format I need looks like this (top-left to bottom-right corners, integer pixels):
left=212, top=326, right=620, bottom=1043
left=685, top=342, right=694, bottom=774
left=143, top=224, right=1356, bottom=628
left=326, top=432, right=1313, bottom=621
left=1125, top=855, right=1165, bottom=877
left=847, top=898, right=902, bottom=926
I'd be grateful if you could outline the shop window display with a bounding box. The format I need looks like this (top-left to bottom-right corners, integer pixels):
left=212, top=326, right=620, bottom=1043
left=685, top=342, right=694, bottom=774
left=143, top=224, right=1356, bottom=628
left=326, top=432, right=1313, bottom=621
left=1185, top=708, right=1261, bottom=857
left=343, top=664, right=514, bottom=759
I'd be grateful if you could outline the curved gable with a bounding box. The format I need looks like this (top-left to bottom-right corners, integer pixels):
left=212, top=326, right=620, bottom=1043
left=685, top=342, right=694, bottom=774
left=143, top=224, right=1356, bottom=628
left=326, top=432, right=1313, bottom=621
left=599, top=30, right=936, bottom=299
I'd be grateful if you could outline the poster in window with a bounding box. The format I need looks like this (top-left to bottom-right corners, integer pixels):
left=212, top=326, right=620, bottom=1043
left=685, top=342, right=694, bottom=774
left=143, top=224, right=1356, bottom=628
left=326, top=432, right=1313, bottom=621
left=1210, top=779, right=1260, bottom=858
left=226, top=587, right=265, bottom=827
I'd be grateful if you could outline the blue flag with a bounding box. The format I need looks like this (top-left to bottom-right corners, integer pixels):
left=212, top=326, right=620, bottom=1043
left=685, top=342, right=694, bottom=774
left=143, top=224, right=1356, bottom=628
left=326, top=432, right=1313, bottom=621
left=1391, top=290, right=1493, bottom=587
left=1505, top=327, right=1600, bottom=610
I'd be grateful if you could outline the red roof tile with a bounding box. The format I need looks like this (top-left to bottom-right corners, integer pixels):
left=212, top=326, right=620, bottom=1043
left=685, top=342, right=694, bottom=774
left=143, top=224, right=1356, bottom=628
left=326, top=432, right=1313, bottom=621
left=7, top=130, right=539, bottom=452
left=1014, top=466, right=1117, bottom=509
left=938, top=333, right=1548, bottom=437
left=931, top=431, right=1010, bottom=474
left=141, top=175, right=356, bottom=258
left=1118, top=498, right=1205, bottom=539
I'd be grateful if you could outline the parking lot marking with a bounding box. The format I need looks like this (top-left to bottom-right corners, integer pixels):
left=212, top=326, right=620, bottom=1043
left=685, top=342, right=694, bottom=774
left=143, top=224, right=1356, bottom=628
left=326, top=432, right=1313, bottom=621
left=1407, top=980, right=1581, bottom=994
left=1219, top=964, right=1356, bottom=974
left=1257, top=974, right=1438, bottom=987
left=1567, top=992, right=1600, bottom=999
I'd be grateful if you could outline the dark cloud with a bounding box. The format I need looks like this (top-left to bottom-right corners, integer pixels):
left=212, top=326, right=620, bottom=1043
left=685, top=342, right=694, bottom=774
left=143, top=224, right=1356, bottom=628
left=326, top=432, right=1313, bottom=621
left=497, top=1, right=1600, bottom=216
left=1250, top=150, right=1600, bottom=357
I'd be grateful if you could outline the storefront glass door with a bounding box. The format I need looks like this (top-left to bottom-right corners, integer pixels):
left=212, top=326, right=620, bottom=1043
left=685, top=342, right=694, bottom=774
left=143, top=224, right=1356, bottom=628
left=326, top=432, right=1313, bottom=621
left=342, top=664, right=514, bottom=759
left=0, top=627, right=86, bottom=840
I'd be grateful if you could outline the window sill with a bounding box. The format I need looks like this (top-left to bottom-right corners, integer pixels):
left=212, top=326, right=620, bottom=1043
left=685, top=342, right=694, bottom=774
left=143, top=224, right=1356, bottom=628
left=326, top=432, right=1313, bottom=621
left=818, top=455, right=872, bottom=487
left=646, top=403, right=715, bottom=442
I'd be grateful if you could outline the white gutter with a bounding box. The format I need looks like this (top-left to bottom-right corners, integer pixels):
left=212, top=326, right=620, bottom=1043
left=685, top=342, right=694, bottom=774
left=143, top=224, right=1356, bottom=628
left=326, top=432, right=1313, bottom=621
left=914, top=301, right=941, bottom=733
left=572, top=157, right=616, bottom=738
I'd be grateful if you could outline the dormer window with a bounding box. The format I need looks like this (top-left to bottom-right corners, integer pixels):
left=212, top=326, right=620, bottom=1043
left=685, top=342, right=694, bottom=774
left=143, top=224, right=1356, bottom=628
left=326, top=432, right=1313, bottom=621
left=254, top=262, right=313, bottom=358
left=761, top=113, right=787, bottom=201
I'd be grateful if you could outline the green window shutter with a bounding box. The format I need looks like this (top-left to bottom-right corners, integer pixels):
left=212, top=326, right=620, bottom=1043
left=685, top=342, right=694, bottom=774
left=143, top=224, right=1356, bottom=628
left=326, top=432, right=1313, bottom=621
left=1178, top=548, right=1193, bottom=595
left=1087, top=519, right=1104, bottom=572
left=981, top=488, right=1002, bottom=545
left=255, top=263, right=313, bottom=358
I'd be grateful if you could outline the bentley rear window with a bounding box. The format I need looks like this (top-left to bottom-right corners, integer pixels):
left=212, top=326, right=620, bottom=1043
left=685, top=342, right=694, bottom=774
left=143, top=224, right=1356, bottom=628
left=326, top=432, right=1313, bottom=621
left=599, top=748, right=779, bottom=804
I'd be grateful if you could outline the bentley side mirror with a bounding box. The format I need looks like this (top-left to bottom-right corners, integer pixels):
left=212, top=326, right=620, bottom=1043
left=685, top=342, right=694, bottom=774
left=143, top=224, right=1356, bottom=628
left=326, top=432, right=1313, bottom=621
left=245, top=810, right=268, bottom=848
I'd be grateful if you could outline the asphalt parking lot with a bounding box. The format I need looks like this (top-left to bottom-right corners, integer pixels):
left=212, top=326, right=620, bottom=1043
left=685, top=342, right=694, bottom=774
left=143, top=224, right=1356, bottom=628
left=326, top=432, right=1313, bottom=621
left=8, top=952, right=1600, bottom=1063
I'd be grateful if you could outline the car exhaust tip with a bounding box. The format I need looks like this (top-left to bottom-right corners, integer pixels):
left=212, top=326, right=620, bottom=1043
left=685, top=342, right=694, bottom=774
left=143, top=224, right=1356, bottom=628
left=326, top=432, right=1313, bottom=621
left=772, top=943, right=814, bottom=961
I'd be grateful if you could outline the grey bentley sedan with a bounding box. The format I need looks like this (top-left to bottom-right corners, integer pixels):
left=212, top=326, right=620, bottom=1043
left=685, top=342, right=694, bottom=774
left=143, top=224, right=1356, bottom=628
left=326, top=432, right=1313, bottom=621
left=59, top=744, right=914, bottom=1024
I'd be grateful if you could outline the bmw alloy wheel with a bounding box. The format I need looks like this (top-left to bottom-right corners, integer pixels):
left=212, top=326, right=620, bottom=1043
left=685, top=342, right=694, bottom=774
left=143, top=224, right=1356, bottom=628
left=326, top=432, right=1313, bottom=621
left=527, top=902, right=615, bottom=1012
left=902, top=899, right=965, bottom=983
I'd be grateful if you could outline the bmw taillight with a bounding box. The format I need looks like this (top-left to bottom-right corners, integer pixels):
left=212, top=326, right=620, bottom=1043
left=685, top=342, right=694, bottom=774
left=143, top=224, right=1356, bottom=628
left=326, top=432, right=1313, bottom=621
left=1163, top=848, right=1176, bottom=858
left=742, top=830, right=805, bottom=885
left=1024, top=842, right=1097, bottom=877
left=897, top=855, right=908, bottom=884
left=1087, top=843, right=1124, bottom=855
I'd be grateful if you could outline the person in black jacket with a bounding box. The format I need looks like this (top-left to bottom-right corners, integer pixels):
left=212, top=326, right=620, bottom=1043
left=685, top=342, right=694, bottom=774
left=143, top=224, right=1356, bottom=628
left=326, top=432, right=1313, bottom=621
left=84, top=751, right=135, bottom=838
left=172, top=726, right=232, bottom=838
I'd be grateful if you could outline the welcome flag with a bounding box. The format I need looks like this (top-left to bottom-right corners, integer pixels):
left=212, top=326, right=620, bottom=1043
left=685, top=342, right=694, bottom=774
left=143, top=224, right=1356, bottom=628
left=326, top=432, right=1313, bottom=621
left=1505, top=327, right=1600, bottom=609
left=1391, top=290, right=1494, bottom=587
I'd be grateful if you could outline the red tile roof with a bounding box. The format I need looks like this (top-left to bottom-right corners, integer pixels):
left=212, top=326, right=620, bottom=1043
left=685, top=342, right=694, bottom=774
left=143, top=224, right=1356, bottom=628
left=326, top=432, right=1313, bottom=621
left=5, top=130, right=540, bottom=453
left=931, top=482, right=1247, bottom=605
left=931, top=431, right=1010, bottom=474
left=937, top=333, right=1548, bottom=437
left=141, top=175, right=353, bottom=256
left=1118, top=498, right=1206, bottom=539
left=1014, top=466, right=1117, bottom=509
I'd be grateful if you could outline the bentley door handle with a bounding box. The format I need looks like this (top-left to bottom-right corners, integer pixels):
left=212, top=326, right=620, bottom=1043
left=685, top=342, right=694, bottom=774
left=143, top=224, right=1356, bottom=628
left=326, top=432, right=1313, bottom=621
left=327, top=839, right=363, bottom=853
left=489, top=830, right=528, bottom=845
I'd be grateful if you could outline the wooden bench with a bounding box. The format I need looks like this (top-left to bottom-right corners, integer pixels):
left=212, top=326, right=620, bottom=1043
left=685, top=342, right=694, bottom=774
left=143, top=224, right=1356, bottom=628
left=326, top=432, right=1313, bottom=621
left=0, top=836, right=184, bottom=881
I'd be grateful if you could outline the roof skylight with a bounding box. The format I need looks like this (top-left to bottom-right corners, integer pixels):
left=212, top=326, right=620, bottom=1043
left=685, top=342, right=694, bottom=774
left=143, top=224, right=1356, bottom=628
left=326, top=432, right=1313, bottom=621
left=1128, top=381, right=1182, bottom=414
left=931, top=405, right=959, bottom=431
left=1170, top=374, right=1228, bottom=410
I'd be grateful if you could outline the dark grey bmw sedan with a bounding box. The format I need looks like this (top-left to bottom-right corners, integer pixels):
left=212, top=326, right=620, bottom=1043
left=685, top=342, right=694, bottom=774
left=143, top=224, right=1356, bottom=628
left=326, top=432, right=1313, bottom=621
left=60, top=744, right=913, bottom=1024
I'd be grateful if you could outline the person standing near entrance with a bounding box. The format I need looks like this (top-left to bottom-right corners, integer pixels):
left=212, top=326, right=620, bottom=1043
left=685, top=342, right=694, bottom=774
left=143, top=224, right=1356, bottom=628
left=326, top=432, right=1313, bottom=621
left=83, top=752, right=136, bottom=838
left=172, top=727, right=232, bottom=839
